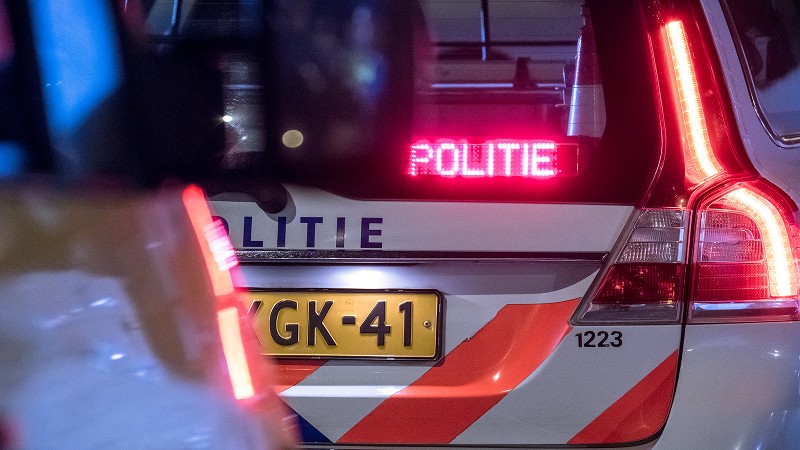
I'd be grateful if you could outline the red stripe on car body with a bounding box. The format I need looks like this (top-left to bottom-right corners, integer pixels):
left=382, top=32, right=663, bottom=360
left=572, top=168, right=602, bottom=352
left=273, top=360, right=325, bottom=393
left=568, top=350, right=679, bottom=444
left=340, top=299, right=579, bottom=444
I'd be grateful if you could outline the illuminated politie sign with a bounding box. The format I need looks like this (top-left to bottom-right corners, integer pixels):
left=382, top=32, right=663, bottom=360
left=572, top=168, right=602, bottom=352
left=408, top=139, right=579, bottom=178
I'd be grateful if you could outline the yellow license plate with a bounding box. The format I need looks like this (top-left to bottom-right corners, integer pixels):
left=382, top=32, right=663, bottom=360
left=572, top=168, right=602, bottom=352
left=246, top=290, right=442, bottom=359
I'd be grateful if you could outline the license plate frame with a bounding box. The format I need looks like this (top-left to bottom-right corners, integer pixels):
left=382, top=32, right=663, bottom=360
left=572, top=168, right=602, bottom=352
left=246, top=289, right=443, bottom=360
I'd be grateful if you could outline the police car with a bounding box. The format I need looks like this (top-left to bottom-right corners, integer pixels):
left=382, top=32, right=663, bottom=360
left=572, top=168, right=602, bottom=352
left=205, top=0, right=800, bottom=447
left=0, top=1, right=292, bottom=448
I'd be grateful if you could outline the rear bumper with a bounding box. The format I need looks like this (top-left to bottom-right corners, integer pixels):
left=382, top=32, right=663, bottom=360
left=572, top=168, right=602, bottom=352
left=291, top=321, right=800, bottom=449
left=654, top=321, right=800, bottom=450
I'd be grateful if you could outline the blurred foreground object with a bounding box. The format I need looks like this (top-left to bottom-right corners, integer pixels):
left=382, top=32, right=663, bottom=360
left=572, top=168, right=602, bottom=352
left=0, top=0, right=294, bottom=448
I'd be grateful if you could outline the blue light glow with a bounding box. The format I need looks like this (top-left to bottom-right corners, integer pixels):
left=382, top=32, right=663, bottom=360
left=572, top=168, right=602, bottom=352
left=29, top=0, right=122, bottom=134
left=0, top=142, right=25, bottom=177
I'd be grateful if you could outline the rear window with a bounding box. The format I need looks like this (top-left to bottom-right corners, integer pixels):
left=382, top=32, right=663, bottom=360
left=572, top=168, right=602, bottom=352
left=724, top=0, right=800, bottom=143
left=146, top=0, right=664, bottom=203
left=412, top=0, right=590, bottom=176
left=406, top=0, right=610, bottom=201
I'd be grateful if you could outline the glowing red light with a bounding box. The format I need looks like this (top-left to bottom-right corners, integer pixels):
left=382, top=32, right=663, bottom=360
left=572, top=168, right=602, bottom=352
left=664, top=20, right=723, bottom=184
left=183, top=185, right=235, bottom=296
left=698, top=186, right=799, bottom=299
left=182, top=185, right=255, bottom=400
left=409, top=139, right=575, bottom=178
left=218, top=306, right=256, bottom=400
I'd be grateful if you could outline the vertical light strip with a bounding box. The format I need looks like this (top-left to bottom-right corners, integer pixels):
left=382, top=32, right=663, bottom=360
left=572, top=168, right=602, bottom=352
left=218, top=307, right=255, bottom=400
left=183, top=185, right=254, bottom=400
left=479, top=8, right=487, bottom=62
left=487, top=143, right=495, bottom=176
left=665, top=20, right=723, bottom=183
left=726, top=187, right=797, bottom=297
left=183, top=185, right=235, bottom=297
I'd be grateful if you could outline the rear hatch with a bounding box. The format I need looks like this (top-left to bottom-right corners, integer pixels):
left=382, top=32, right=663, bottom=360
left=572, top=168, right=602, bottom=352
left=213, top=193, right=679, bottom=446
left=208, top=0, right=688, bottom=446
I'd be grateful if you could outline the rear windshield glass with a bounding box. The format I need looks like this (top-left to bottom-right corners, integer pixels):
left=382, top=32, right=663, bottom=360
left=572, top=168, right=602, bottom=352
left=412, top=0, right=594, bottom=174
left=144, top=0, right=662, bottom=203
left=724, top=0, right=800, bottom=143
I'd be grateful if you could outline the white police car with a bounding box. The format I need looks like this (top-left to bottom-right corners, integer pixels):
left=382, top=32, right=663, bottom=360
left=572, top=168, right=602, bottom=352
left=205, top=0, right=800, bottom=447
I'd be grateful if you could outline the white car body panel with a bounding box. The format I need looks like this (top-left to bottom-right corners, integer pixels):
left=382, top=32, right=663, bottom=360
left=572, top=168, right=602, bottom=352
left=655, top=322, right=800, bottom=449
left=454, top=325, right=680, bottom=444
left=211, top=185, right=633, bottom=252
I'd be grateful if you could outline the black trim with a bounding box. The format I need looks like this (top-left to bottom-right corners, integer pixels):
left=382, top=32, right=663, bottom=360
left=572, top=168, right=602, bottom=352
left=434, top=40, right=577, bottom=47
left=237, top=250, right=607, bottom=263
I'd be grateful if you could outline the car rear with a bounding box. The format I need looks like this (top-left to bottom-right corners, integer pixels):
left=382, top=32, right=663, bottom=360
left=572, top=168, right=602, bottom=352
left=207, top=0, right=800, bottom=447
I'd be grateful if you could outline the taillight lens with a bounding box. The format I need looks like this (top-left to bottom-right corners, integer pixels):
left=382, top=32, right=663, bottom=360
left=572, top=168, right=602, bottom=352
left=574, top=209, right=688, bottom=324
left=576, top=9, right=800, bottom=327
left=690, top=182, right=800, bottom=322
left=663, top=20, right=723, bottom=185
left=182, top=185, right=257, bottom=400
left=592, top=264, right=684, bottom=305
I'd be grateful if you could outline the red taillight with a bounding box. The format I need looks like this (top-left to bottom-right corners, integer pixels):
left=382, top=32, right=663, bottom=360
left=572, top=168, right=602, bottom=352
left=183, top=185, right=256, bottom=400
left=663, top=20, right=723, bottom=185
left=593, top=264, right=684, bottom=305
left=690, top=183, right=800, bottom=322
left=576, top=15, right=800, bottom=325
left=574, top=209, right=688, bottom=324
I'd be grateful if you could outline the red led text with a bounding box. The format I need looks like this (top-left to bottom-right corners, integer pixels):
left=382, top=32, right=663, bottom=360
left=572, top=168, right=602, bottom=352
left=408, top=140, right=560, bottom=178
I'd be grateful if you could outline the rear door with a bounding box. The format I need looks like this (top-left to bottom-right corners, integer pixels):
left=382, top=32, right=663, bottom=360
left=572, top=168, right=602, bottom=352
left=209, top=0, right=687, bottom=446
